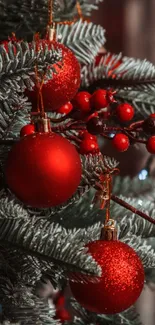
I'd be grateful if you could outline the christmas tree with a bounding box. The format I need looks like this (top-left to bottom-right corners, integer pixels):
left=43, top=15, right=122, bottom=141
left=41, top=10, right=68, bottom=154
left=0, top=0, right=155, bottom=324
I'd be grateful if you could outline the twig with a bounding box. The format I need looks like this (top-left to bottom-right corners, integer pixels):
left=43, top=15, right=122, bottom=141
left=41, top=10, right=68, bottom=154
left=111, top=195, right=155, bottom=225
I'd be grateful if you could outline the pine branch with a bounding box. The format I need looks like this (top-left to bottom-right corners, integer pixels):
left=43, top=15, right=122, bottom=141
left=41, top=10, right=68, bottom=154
left=0, top=197, right=101, bottom=277
left=0, top=41, right=61, bottom=139
left=0, top=246, right=42, bottom=286
left=111, top=196, right=155, bottom=238
left=0, top=94, right=30, bottom=140
left=71, top=299, right=141, bottom=325
left=113, top=176, right=153, bottom=198
left=0, top=0, right=104, bottom=41
left=122, top=235, right=155, bottom=268
left=81, top=52, right=155, bottom=92
left=1, top=281, right=59, bottom=325
left=0, top=41, right=62, bottom=96
left=57, top=20, right=106, bottom=64
left=111, top=194, right=155, bottom=225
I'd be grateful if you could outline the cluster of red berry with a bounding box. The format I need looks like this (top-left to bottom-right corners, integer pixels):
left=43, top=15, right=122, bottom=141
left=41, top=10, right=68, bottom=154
left=57, top=89, right=116, bottom=118
left=21, top=88, right=155, bottom=155
left=79, top=130, right=99, bottom=154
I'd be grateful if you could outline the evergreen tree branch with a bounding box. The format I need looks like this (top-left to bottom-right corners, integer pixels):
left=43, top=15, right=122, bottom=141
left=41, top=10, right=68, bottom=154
left=57, top=20, right=106, bottom=64
left=111, top=194, right=155, bottom=225
left=0, top=198, right=101, bottom=277
left=81, top=53, right=155, bottom=92
left=0, top=0, right=104, bottom=41
left=0, top=41, right=62, bottom=96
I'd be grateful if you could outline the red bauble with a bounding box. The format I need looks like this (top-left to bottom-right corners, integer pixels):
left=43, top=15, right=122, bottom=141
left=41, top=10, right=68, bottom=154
left=26, top=41, right=81, bottom=111
left=116, top=103, right=134, bottom=122
left=146, top=136, right=155, bottom=154
left=57, top=102, right=73, bottom=115
left=80, top=138, right=99, bottom=155
left=72, top=91, right=91, bottom=113
left=20, top=124, right=35, bottom=137
left=112, top=133, right=130, bottom=152
left=5, top=133, right=82, bottom=208
left=90, top=89, right=115, bottom=110
left=70, top=240, right=144, bottom=314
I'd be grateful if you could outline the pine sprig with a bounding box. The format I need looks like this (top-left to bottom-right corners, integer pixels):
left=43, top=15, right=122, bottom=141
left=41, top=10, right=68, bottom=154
left=122, top=235, right=155, bottom=268
left=71, top=299, right=141, bottom=325
left=0, top=198, right=101, bottom=277
left=0, top=95, right=30, bottom=140
left=2, top=282, right=59, bottom=325
left=0, top=41, right=62, bottom=96
left=81, top=52, right=155, bottom=91
left=57, top=20, right=106, bottom=64
left=111, top=196, right=155, bottom=239
left=0, top=0, right=104, bottom=41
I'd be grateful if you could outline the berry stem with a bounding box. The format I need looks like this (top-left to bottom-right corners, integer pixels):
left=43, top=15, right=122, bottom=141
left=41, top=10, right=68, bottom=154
left=111, top=194, right=155, bottom=225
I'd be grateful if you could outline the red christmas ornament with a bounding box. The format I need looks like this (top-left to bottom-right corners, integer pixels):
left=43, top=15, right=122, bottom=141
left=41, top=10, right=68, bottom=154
left=112, top=133, right=130, bottom=152
left=90, top=89, right=116, bottom=111
left=146, top=136, right=155, bottom=154
left=57, top=102, right=73, bottom=115
left=116, top=103, right=135, bottom=122
left=5, top=133, right=82, bottom=208
left=20, top=124, right=35, bottom=137
left=72, top=91, right=91, bottom=113
left=26, top=41, right=80, bottom=111
left=69, top=240, right=144, bottom=314
left=80, top=137, right=99, bottom=155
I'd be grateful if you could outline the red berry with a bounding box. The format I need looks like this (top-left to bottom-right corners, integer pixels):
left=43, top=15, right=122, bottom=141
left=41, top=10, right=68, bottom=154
left=20, top=124, right=35, bottom=137
left=150, top=113, right=155, bottom=118
left=72, top=91, right=91, bottom=113
left=116, top=103, right=134, bottom=122
left=146, top=136, right=155, bottom=154
left=57, top=102, right=73, bottom=115
left=80, top=138, right=99, bottom=155
left=81, top=130, right=97, bottom=141
left=90, top=89, right=115, bottom=110
left=112, top=133, right=130, bottom=152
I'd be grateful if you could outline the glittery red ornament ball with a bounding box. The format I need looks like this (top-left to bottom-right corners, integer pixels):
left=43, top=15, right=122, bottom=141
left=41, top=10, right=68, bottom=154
left=5, top=132, right=82, bottom=208
left=27, top=40, right=81, bottom=112
left=70, top=240, right=144, bottom=314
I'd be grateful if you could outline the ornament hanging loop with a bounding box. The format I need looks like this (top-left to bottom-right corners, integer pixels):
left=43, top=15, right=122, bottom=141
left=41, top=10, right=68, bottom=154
left=47, top=0, right=56, bottom=41
left=47, top=22, right=56, bottom=41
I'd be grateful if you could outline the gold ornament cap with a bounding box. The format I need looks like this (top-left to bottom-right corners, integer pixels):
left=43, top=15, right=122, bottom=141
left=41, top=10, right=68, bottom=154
left=101, top=219, right=118, bottom=241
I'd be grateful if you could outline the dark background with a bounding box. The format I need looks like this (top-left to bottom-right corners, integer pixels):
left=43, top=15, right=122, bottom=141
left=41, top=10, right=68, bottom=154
left=92, top=0, right=155, bottom=63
